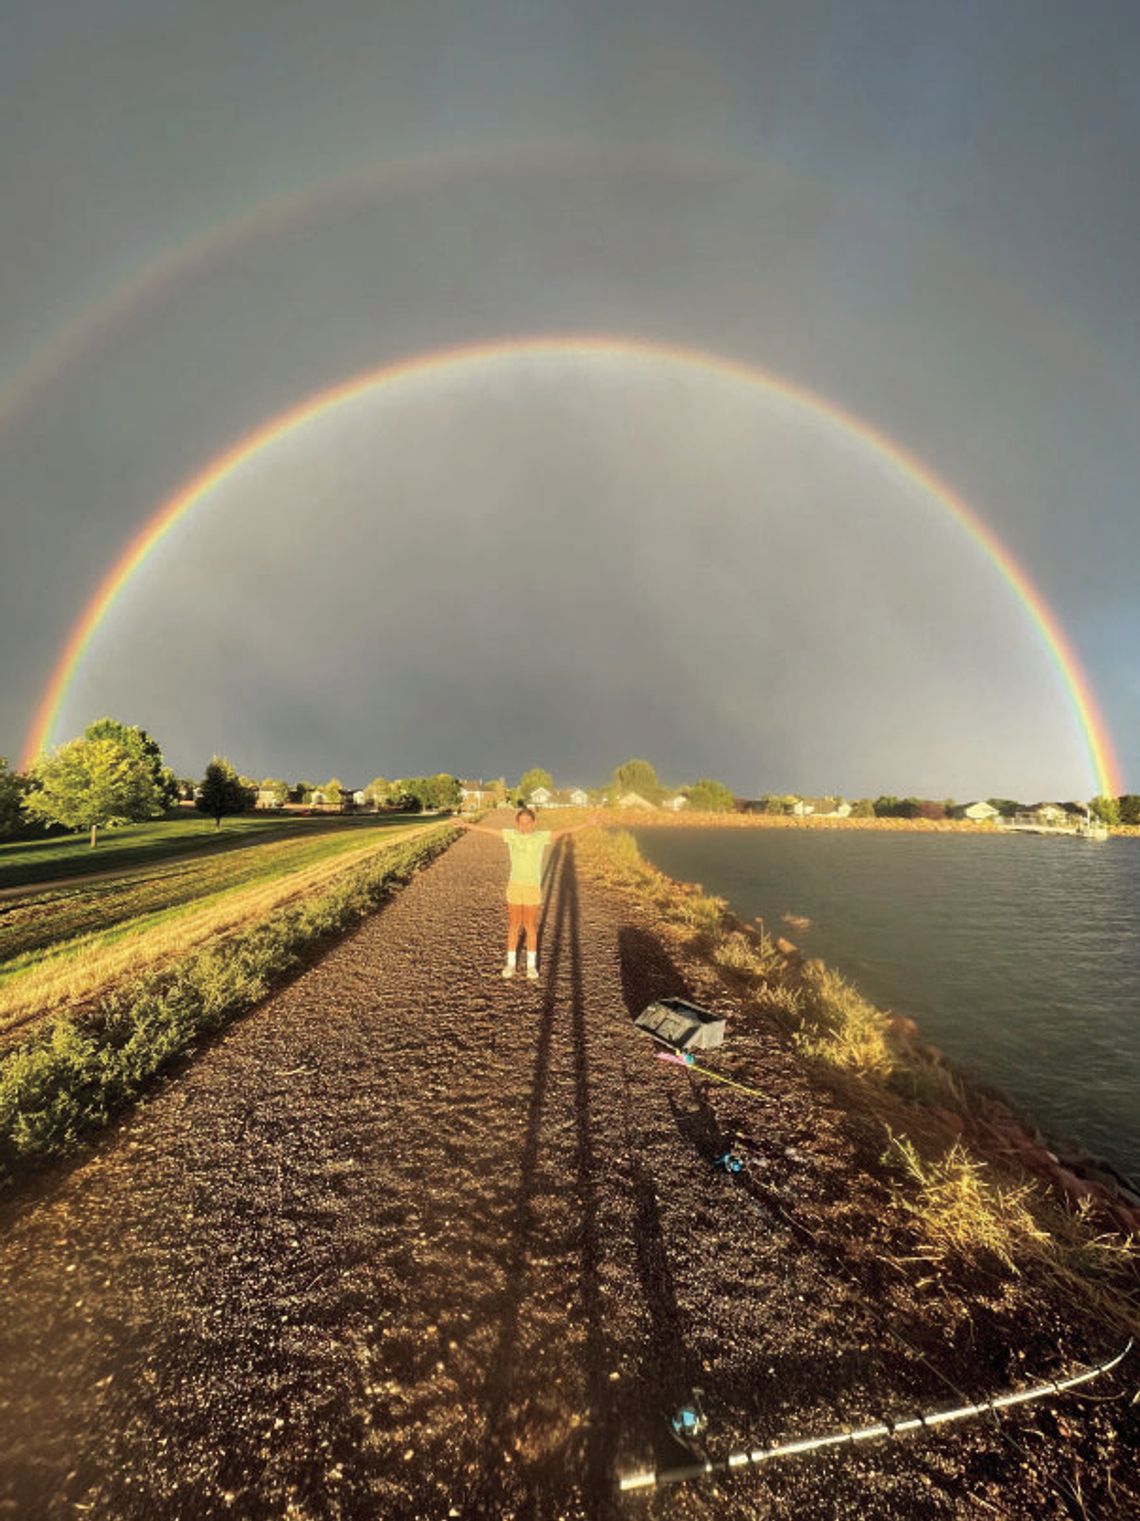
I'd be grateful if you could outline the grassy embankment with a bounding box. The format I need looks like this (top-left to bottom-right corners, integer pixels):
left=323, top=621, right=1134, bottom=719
left=1, top=816, right=434, bottom=1031
left=0, top=810, right=366, bottom=889
left=0, top=819, right=458, bottom=1190
left=578, top=825, right=1139, bottom=1335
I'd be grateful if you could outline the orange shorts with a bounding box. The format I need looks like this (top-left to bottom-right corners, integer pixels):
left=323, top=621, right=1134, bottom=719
left=506, top=882, right=541, bottom=907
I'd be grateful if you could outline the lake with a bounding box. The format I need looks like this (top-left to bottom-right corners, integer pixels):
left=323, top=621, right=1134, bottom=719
left=631, top=827, right=1140, bottom=1184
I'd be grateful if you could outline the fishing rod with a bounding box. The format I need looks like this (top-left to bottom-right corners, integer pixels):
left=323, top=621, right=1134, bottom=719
left=618, top=1340, right=1132, bottom=1492
left=646, top=1041, right=1134, bottom=1515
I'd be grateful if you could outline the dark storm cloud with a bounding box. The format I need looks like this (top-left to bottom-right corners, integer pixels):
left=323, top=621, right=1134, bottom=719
left=2, top=1, right=1137, bottom=791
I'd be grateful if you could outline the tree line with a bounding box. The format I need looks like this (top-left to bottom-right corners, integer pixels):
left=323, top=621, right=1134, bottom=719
left=0, top=720, right=466, bottom=846
left=3, top=731, right=1136, bottom=847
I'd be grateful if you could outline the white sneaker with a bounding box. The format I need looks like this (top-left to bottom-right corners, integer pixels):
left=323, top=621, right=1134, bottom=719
left=501, top=962, right=516, bottom=979
left=526, top=963, right=539, bottom=981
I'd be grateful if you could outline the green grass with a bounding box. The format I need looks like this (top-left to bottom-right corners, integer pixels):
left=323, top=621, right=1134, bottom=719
left=0, top=809, right=428, bottom=889
left=0, top=826, right=457, bottom=1190
left=0, top=820, right=436, bottom=1029
left=0, top=821, right=429, bottom=965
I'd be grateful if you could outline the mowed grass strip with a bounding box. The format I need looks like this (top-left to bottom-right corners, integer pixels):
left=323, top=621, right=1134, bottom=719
left=0, top=812, right=308, bottom=888
left=0, top=826, right=457, bottom=1188
left=0, top=822, right=435, bottom=1031
left=0, top=820, right=428, bottom=963
left=0, top=810, right=424, bottom=890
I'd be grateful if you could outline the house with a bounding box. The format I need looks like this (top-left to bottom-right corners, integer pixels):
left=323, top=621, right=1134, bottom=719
left=801, top=797, right=850, bottom=818
left=617, top=792, right=657, bottom=809
left=567, top=787, right=588, bottom=807
left=460, top=779, right=497, bottom=812
left=953, top=801, right=1000, bottom=821
left=310, top=787, right=358, bottom=814
left=661, top=794, right=689, bottom=811
left=528, top=786, right=554, bottom=807
left=1015, top=802, right=1068, bottom=827
left=790, top=798, right=814, bottom=816
left=255, top=787, right=283, bottom=810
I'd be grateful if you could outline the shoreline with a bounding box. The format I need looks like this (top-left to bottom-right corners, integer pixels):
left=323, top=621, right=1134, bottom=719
left=622, top=809, right=1140, bottom=836
left=578, top=826, right=1140, bottom=1238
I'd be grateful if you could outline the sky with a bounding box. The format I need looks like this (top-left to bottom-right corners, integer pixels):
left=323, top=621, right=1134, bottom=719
left=1, top=0, right=1138, bottom=799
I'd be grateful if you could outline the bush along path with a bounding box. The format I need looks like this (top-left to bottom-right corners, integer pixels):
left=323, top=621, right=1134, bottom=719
left=0, top=825, right=1136, bottom=1519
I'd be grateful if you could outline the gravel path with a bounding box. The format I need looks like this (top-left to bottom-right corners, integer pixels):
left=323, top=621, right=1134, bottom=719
left=0, top=826, right=1131, bottom=1519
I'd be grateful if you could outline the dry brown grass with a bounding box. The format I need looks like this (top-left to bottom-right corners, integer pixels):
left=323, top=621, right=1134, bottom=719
left=795, top=960, right=896, bottom=1080
left=885, top=1131, right=1140, bottom=1333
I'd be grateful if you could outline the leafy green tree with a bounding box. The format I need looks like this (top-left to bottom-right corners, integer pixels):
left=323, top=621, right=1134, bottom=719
left=0, top=757, right=28, bottom=837
left=850, top=798, right=875, bottom=817
left=1089, top=795, right=1120, bottom=826
left=320, top=778, right=344, bottom=809
left=683, top=778, right=735, bottom=811
left=84, top=718, right=179, bottom=809
left=518, top=767, right=554, bottom=798
left=428, top=773, right=463, bottom=810
left=873, top=795, right=901, bottom=818
left=196, top=757, right=248, bottom=828
left=611, top=758, right=663, bottom=803
left=1118, top=795, right=1140, bottom=826
left=260, top=777, right=290, bottom=806
left=294, top=780, right=315, bottom=804
left=387, top=780, right=422, bottom=813
left=363, top=777, right=391, bottom=808
left=26, top=735, right=164, bottom=846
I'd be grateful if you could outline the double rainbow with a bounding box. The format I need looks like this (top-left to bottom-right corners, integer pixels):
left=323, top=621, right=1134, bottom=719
left=21, top=335, right=1122, bottom=797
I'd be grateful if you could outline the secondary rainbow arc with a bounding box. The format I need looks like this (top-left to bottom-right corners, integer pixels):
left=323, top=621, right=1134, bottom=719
left=21, top=335, right=1123, bottom=797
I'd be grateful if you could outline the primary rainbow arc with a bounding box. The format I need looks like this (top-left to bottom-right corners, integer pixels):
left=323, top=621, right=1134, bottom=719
left=21, top=335, right=1123, bottom=797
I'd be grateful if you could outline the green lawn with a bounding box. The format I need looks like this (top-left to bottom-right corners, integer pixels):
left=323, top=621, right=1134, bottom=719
left=0, top=810, right=435, bottom=890
left=0, top=816, right=450, bottom=1029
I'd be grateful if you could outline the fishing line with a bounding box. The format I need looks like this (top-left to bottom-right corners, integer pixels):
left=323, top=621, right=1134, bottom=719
left=638, top=1055, right=1131, bottom=1515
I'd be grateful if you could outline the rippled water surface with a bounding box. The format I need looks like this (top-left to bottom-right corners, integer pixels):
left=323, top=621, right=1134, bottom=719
left=632, top=828, right=1140, bottom=1182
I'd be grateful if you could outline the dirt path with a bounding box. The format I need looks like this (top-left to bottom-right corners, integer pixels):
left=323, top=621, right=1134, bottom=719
left=0, top=828, right=1130, bottom=1519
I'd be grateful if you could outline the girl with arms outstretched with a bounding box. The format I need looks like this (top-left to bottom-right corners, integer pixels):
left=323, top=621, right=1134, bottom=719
left=453, top=805, right=601, bottom=979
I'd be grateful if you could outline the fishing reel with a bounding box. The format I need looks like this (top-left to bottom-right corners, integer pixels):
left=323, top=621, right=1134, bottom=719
left=713, top=1150, right=745, bottom=1174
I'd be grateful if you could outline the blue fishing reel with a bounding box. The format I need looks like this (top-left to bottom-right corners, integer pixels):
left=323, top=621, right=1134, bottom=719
left=670, top=1388, right=708, bottom=1442
left=714, top=1150, right=744, bottom=1174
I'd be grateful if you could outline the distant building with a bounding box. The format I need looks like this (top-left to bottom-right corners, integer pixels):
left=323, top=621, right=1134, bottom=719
left=568, top=787, right=588, bottom=807
left=528, top=786, right=554, bottom=807
left=1016, top=802, right=1068, bottom=826
left=617, top=791, right=657, bottom=809
left=953, top=800, right=1000, bottom=821
left=661, top=794, right=689, bottom=811
left=790, top=798, right=814, bottom=816
left=460, top=780, right=497, bottom=812
left=800, top=797, right=851, bottom=818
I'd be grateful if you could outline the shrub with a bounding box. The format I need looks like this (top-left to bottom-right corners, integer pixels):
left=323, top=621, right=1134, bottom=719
left=0, top=828, right=455, bottom=1189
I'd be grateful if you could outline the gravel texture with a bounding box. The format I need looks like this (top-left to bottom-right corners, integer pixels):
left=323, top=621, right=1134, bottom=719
left=0, top=825, right=1134, bottom=1519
